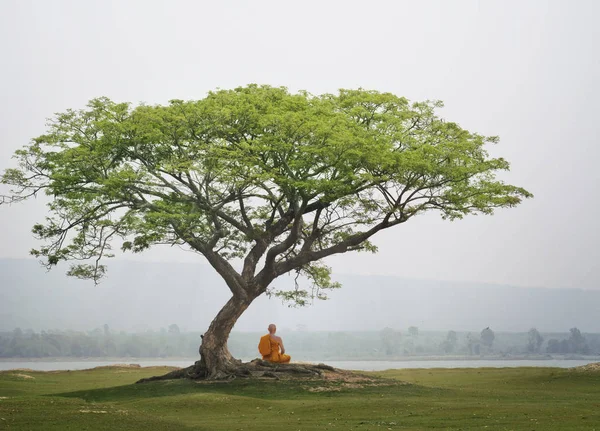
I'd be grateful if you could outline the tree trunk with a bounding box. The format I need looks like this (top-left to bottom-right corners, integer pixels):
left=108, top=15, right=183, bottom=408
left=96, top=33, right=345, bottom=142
left=196, top=294, right=255, bottom=379
left=136, top=290, right=344, bottom=383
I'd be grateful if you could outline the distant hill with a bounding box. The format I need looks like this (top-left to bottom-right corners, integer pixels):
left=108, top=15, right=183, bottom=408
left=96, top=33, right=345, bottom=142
left=1, top=258, right=599, bottom=332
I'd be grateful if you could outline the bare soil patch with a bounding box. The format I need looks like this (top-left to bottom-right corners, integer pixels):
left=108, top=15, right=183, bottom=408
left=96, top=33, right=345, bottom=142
left=10, top=373, right=35, bottom=380
left=574, top=362, right=600, bottom=372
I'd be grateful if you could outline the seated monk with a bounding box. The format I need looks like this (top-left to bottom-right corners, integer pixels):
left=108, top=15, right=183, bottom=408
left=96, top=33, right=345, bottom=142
left=258, top=323, right=291, bottom=363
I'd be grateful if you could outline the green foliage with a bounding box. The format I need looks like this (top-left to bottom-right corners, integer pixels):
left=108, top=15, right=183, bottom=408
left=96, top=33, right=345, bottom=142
left=407, top=326, right=419, bottom=337
left=269, top=262, right=341, bottom=307
left=6, top=328, right=597, bottom=360
left=528, top=327, right=544, bottom=353
left=1, top=85, right=532, bottom=304
left=441, top=330, right=458, bottom=353
left=481, top=326, right=495, bottom=348
left=0, top=328, right=190, bottom=359
left=379, top=327, right=402, bottom=355
left=547, top=327, right=590, bottom=354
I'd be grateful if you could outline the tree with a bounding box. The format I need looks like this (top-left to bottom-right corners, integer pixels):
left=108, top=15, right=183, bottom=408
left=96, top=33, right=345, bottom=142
left=168, top=324, right=181, bottom=335
left=527, top=327, right=544, bottom=353
left=547, top=328, right=590, bottom=355
left=466, top=333, right=480, bottom=356
left=379, top=327, right=402, bottom=356
left=480, top=327, right=495, bottom=349
left=408, top=326, right=419, bottom=337
left=442, top=330, right=457, bottom=354
left=568, top=327, right=589, bottom=354
left=0, top=85, right=531, bottom=378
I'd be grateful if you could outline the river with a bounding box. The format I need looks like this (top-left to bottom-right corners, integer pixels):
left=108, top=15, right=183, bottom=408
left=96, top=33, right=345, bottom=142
left=1, top=358, right=597, bottom=372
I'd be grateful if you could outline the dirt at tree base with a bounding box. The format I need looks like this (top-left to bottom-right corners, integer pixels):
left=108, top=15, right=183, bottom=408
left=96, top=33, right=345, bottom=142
left=573, top=362, right=600, bottom=372
left=135, top=359, right=384, bottom=384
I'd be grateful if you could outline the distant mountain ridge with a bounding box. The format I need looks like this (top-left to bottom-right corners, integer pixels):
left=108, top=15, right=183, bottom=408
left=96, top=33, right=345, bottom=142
left=1, top=258, right=599, bottom=332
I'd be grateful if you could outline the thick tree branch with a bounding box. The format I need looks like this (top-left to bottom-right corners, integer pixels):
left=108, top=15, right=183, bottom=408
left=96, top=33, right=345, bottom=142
left=253, top=210, right=405, bottom=289
left=173, top=226, right=249, bottom=299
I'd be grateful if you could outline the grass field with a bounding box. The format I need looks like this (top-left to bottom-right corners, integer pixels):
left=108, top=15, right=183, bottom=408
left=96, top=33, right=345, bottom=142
left=0, top=364, right=598, bottom=430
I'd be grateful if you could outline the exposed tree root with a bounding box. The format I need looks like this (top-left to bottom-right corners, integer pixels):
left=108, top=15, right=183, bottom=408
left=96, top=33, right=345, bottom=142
left=136, top=359, right=339, bottom=384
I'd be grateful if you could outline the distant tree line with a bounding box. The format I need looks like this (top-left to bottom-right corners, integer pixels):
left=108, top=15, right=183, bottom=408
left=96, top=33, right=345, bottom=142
left=0, top=326, right=598, bottom=359
left=546, top=328, right=591, bottom=355
left=377, top=326, right=597, bottom=357
left=1, top=325, right=195, bottom=358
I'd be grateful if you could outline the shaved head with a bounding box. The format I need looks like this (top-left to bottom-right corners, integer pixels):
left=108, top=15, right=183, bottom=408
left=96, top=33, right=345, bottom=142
left=268, top=324, right=276, bottom=334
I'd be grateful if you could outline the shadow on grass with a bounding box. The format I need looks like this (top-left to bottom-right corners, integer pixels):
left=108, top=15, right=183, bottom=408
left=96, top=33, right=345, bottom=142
left=53, top=375, right=442, bottom=403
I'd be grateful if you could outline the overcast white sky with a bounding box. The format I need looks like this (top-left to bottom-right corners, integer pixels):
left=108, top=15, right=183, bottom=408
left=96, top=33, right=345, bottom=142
left=1, top=0, right=598, bottom=290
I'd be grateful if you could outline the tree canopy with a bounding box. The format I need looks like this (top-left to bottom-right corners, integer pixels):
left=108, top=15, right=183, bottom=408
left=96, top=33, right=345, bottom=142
left=1, top=84, right=531, bottom=304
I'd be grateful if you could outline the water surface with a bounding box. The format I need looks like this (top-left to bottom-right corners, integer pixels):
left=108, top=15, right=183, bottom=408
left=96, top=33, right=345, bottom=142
left=1, top=359, right=597, bottom=372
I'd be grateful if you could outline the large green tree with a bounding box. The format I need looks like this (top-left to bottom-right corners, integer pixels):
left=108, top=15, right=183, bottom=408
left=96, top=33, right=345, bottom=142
left=1, top=85, right=531, bottom=378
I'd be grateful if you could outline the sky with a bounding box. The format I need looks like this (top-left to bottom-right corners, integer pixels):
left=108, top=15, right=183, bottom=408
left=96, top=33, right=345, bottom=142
left=0, top=0, right=599, bottom=291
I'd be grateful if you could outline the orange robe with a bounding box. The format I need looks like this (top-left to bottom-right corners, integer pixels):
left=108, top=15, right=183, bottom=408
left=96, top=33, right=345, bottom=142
left=258, top=334, right=291, bottom=363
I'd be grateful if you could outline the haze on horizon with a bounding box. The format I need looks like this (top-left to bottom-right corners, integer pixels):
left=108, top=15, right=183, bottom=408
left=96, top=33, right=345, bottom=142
left=1, top=0, right=599, bottom=305
left=2, top=258, right=600, bottom=334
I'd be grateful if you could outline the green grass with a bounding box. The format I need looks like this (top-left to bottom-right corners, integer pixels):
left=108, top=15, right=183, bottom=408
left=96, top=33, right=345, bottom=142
left=1, top=365, right=598, bottom=430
